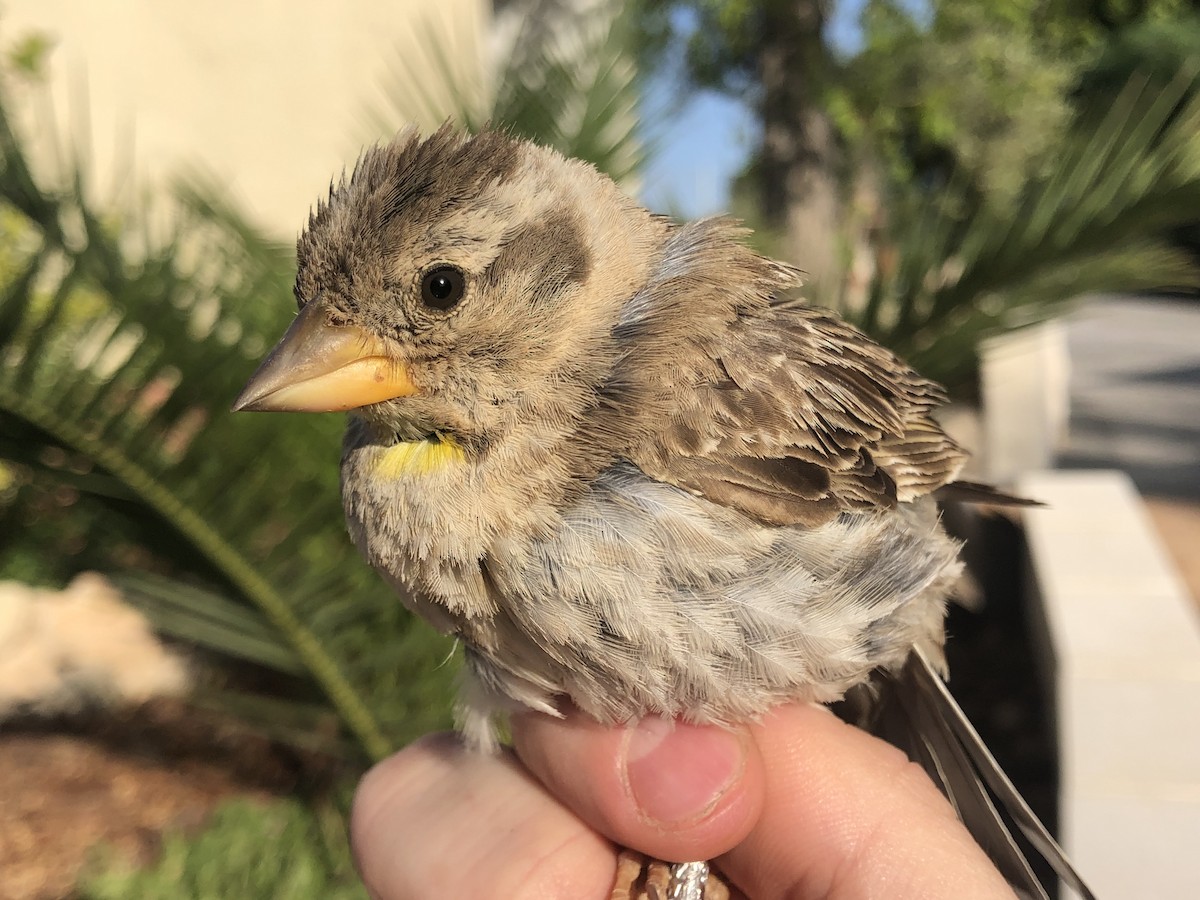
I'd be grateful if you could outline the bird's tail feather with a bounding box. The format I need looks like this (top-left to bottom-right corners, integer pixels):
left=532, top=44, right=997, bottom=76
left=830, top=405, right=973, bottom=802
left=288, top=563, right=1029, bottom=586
left=935, top=480, right=1044, bottom=508
left=861, top=649, right=1095, bottom=900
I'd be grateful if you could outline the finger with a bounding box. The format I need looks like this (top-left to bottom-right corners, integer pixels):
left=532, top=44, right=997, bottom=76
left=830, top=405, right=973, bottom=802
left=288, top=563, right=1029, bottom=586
left=512, top=709, right=765, bottom=863
left=351, top=733, right=616, bottom=900
left=717, top=704, right=1016, bottom=900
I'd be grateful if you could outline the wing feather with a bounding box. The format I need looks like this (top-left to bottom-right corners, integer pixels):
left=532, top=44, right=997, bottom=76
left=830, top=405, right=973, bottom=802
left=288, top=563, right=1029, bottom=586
left=605, top=218, right=967, bottom=528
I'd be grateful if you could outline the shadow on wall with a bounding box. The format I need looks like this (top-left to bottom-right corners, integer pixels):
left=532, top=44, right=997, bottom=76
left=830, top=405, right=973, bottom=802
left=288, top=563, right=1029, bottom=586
left=1061, top=413, right=1200, bottom=499
left=1059, top=296, right=1200, bottom=501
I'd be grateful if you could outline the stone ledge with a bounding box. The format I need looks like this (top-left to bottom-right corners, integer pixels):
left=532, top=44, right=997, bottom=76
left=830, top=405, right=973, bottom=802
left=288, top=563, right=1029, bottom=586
left=1018, top=469, right=1200, bottom=899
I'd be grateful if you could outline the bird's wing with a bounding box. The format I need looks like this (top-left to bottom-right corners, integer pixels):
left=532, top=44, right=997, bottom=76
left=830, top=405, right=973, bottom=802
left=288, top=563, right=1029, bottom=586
left=611, top=233, right=968, bottom=528
left=654, top=305, right=965, bottom=527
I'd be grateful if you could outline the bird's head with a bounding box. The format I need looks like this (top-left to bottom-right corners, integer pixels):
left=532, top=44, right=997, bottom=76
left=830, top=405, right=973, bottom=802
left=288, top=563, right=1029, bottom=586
left=233, top=125, right=668, bottom=446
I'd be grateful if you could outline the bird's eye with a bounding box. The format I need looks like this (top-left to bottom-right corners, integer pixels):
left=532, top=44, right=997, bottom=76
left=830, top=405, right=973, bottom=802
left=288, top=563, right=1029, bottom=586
left=420, top=266, right=466, bottom=311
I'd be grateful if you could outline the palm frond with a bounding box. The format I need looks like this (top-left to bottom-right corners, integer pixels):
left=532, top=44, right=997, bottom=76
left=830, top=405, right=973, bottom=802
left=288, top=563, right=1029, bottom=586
left=113, top=571, right=306, bottom=676
left=850, top=71, right=1200, bottom=391
left=492, top=5, right=647, bottom=186
left=361, top=5, right=493, bottom=138
left=368, top=2, right=646, bottom=187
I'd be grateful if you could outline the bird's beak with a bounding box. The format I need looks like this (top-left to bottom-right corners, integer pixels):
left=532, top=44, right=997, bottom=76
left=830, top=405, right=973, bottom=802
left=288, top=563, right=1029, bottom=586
left=232, top=300, right=418, bottom=412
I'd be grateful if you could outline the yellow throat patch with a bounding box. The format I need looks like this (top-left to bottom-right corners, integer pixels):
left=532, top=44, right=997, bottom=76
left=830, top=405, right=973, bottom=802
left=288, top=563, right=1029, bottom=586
left=374, top=434, right=466, bottom=478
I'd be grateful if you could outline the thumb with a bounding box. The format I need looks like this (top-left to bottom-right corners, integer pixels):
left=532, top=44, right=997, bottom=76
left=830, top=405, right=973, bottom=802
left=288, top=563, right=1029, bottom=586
left=512, top=708, right=766, bottom=863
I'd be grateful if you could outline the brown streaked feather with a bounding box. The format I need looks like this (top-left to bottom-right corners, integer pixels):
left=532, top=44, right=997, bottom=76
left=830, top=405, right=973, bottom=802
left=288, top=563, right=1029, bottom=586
left=608, top=218, right=967, bottom=528
left=658, top=454, right=843, bottom=528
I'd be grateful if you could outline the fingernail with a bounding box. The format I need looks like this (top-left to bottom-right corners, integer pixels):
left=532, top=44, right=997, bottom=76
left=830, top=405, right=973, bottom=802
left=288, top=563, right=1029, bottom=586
left=622, top=718, right=746, bottom=826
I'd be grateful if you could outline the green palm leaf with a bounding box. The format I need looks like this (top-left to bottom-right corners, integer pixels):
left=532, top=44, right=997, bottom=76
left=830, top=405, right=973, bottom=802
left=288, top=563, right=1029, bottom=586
left=368, top=3, right=646, bottom=186
left=851, top=71, right=1200, bottom=391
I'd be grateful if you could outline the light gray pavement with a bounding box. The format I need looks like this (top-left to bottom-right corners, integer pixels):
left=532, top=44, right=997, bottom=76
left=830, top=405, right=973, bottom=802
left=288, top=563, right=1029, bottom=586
left=1059, top=295, right=1200, bottom=499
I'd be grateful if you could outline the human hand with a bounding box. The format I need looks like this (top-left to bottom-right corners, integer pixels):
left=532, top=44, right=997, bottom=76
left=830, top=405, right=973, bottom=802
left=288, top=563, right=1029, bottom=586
left=350, top=702, right=1016, bottom=899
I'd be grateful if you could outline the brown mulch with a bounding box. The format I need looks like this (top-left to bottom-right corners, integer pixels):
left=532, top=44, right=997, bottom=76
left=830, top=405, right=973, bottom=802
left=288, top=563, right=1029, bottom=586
left=0, top=700, right=335, bottom=900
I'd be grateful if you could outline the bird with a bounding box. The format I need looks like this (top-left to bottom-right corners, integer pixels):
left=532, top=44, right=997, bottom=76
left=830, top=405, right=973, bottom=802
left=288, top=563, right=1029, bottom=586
left=234, top=124, right=1093, bottom=900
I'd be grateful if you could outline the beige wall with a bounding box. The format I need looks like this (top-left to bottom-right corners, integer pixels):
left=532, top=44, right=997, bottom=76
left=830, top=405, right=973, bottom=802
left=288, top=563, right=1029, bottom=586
left=4, top=0, right=488, bottom=237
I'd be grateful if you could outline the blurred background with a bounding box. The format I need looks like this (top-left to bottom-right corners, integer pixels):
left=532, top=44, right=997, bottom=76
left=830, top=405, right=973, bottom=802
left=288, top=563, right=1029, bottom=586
left=0, top=1, right=1197, bottom=897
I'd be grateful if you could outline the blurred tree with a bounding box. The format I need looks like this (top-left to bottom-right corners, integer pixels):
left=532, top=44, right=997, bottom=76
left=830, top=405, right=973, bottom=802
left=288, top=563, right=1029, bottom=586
left=1076, top=9, right=1200, bottom=98
left=1054, top=0, right=1198, bottom=44
left=635, top=0, right=1197, bottom=277
left=835, top=2, right=1078, bottom=207
left=853, top=70, right=1200, bottom=391
left=838, top=0, right=1198, bottom=201
left=637, top=0, right=846, bottom=292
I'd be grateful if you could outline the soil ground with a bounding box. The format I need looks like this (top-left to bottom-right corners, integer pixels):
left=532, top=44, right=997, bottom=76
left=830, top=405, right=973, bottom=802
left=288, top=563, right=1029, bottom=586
left=0, top=701, right=327, bottom=900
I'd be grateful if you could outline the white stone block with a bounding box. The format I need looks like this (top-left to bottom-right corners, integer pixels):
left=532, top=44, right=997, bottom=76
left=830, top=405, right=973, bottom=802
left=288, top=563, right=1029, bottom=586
left=1019, top=469, right=1200, bottom=898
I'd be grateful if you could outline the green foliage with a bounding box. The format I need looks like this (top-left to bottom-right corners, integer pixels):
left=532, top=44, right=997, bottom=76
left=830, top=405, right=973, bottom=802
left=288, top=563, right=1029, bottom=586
left=493, top=8, right=647, bottom=187
left=81, top=797, right=367, bottom=900
left=833, top=0, right=1199, bottom=198
left=836, top=1, right=1078, bottom=204
left=670, top=0, right=763, bottom=91
left=635, top=0, right=819, bottom=94
left=846, top=72, right=1200, bottom=391
left=1076, top=11, right=1200, bottom=98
